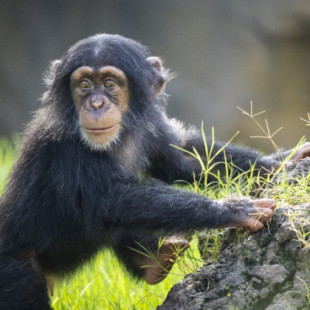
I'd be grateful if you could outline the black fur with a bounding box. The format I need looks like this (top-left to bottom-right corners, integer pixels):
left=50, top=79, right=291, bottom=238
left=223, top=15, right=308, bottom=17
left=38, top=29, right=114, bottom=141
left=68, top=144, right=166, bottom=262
left=0, top=34, right=279, bottom=310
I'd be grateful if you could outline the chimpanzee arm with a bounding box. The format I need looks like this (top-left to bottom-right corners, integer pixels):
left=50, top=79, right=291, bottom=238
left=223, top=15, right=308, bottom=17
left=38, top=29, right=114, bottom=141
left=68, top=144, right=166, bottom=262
left=182, top=131, right=310, bottom=172
left=98, top=181, right=274, bottom=234
left=180, top=125, right=279, bottom=172
left=148, top=118, right=280, bottom=184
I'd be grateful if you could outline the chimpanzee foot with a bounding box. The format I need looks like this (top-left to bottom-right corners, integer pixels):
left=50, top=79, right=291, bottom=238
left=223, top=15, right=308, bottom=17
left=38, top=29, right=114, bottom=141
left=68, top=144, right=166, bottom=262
left=142, top=238, right=190, bottom=285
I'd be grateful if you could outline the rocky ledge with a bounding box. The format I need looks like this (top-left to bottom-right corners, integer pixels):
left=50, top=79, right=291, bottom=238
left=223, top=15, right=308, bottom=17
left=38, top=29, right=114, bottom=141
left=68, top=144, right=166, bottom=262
left=158, top=158, right=310, bottom=310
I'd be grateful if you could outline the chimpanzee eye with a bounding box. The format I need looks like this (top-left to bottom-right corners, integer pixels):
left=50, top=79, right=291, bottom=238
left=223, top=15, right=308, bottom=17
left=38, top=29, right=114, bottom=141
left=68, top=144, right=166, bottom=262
left=80, top=80, right=91, bottom=88
left=104, top=78, right=116, bottom=88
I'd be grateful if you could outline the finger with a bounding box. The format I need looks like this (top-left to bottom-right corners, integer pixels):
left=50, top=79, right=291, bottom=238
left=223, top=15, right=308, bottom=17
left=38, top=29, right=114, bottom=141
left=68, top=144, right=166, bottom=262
left=253, top=199, right=276, bottom=210
left=247, top=218, right=264, bottom=232
left=300, top=144, right=310, bottom=158
left=252, top=207, right=274, bottom=222
left=291, top=143, right=310, bottom=161
left=250, top=199, right=275, bottom=223
left=250, top=205, right=274, bottom=221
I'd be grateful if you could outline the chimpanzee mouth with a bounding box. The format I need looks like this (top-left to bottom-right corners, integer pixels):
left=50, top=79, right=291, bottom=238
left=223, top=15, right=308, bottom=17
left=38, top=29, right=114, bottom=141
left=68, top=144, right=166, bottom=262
left=83, top=124, right=116, bottom=133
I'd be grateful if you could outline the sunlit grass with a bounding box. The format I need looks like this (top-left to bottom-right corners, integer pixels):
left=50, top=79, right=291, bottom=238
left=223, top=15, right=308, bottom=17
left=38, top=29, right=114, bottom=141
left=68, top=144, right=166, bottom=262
left=51, top=244, right=202, bottom=310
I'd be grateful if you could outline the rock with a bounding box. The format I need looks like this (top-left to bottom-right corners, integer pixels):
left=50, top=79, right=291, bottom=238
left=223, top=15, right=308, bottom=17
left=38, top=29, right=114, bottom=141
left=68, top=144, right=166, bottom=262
left=277, top=158, right=310, bottom=182
left=158, top=159, right=310, bottom=310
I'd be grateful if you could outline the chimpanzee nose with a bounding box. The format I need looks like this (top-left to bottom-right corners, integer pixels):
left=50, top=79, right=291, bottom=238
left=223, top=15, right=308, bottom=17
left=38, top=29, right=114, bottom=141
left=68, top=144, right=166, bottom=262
left=90, top=94, right=104, bottom=109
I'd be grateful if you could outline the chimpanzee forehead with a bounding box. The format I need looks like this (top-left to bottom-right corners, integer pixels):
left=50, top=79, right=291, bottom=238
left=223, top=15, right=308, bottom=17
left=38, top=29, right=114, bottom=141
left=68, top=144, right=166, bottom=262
left=60, top=34, right=153, bottom=89
left=70, top=66, right=127, bottom=82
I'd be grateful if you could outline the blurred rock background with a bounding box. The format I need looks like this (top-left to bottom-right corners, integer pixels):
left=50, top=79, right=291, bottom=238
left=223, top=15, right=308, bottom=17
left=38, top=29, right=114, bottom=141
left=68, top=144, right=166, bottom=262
left=1, top=0, right=310, bottom=152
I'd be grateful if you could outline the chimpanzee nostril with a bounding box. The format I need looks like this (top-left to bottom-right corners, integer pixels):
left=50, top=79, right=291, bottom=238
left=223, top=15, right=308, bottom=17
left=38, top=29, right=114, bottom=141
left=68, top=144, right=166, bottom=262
left=90, top=94, right=104, bottom=109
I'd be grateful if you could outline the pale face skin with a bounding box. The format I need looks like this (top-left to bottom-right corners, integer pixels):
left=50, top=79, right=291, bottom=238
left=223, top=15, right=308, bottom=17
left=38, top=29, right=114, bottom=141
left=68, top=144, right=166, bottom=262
left=70, top=66, right=129, bottom=150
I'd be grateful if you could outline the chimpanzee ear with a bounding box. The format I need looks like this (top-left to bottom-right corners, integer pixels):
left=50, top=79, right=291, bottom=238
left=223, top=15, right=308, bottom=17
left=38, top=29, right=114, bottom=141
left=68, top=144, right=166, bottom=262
left=43, top=59, right=62, bottom=88
left=51, top=59, right=62, bottom=71
left=147, top=56, right=166, bottom=97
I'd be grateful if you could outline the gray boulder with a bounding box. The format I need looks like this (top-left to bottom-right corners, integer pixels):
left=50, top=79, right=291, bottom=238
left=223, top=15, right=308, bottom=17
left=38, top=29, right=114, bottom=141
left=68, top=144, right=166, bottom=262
left=159, top=159, right=310, bottom=310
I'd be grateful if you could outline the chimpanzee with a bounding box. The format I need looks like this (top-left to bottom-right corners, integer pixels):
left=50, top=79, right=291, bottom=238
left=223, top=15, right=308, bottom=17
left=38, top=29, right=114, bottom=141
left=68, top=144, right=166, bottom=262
left=0, top=34, right=309, bottom=310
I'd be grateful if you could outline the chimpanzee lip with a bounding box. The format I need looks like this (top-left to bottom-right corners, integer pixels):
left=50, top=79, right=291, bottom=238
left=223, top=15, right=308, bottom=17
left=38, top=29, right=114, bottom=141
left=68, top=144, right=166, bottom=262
left=83, top=124, right=116, bottom=133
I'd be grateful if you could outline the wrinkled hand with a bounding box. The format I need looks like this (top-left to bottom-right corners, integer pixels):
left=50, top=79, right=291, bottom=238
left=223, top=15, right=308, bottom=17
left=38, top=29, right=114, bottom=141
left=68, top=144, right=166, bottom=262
left=241, top=199, right=276, bottom=231
left=220, top=198, right=276, bottom=232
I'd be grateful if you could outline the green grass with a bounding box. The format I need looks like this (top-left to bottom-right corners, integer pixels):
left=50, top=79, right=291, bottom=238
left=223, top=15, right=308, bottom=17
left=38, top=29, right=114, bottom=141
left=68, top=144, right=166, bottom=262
left=0, top=138, right=203, bottom=310
left=51, top=246, right=202, bottom=310
left=0, top=137, right=17, bottom=195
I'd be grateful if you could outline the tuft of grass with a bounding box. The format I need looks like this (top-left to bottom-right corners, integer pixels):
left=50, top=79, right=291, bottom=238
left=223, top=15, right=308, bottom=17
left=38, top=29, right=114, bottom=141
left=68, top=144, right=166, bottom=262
left=237, top=104, right=310, bottom=252
left=50, top=248, right=202, bottom=310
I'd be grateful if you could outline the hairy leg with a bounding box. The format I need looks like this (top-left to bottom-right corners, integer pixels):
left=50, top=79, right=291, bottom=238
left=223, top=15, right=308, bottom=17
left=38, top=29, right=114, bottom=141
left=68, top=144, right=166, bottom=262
left=113, top=232, right=190, bottom=285
left=142, top=236, right=190, bottom=285
left=0, top=253, right=51, bottom=310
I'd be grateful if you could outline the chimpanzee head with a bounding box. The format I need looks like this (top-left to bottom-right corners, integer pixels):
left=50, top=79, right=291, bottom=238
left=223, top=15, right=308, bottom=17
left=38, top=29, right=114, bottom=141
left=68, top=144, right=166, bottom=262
left=42, top=34, right=169, bottom=151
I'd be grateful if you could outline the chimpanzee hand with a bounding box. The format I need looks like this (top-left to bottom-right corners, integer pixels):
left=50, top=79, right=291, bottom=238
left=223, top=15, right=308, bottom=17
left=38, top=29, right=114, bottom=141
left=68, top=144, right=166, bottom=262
left=219, top=198, right=276, bottom=232
left=261, top=143, right=310, bottom=172
left=289, top=143, right=310, bottom=162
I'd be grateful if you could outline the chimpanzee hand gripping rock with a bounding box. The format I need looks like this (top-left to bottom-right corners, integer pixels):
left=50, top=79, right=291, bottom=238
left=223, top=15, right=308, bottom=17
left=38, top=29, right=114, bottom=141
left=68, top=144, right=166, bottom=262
left=1, top=34, right=309, bottom=309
